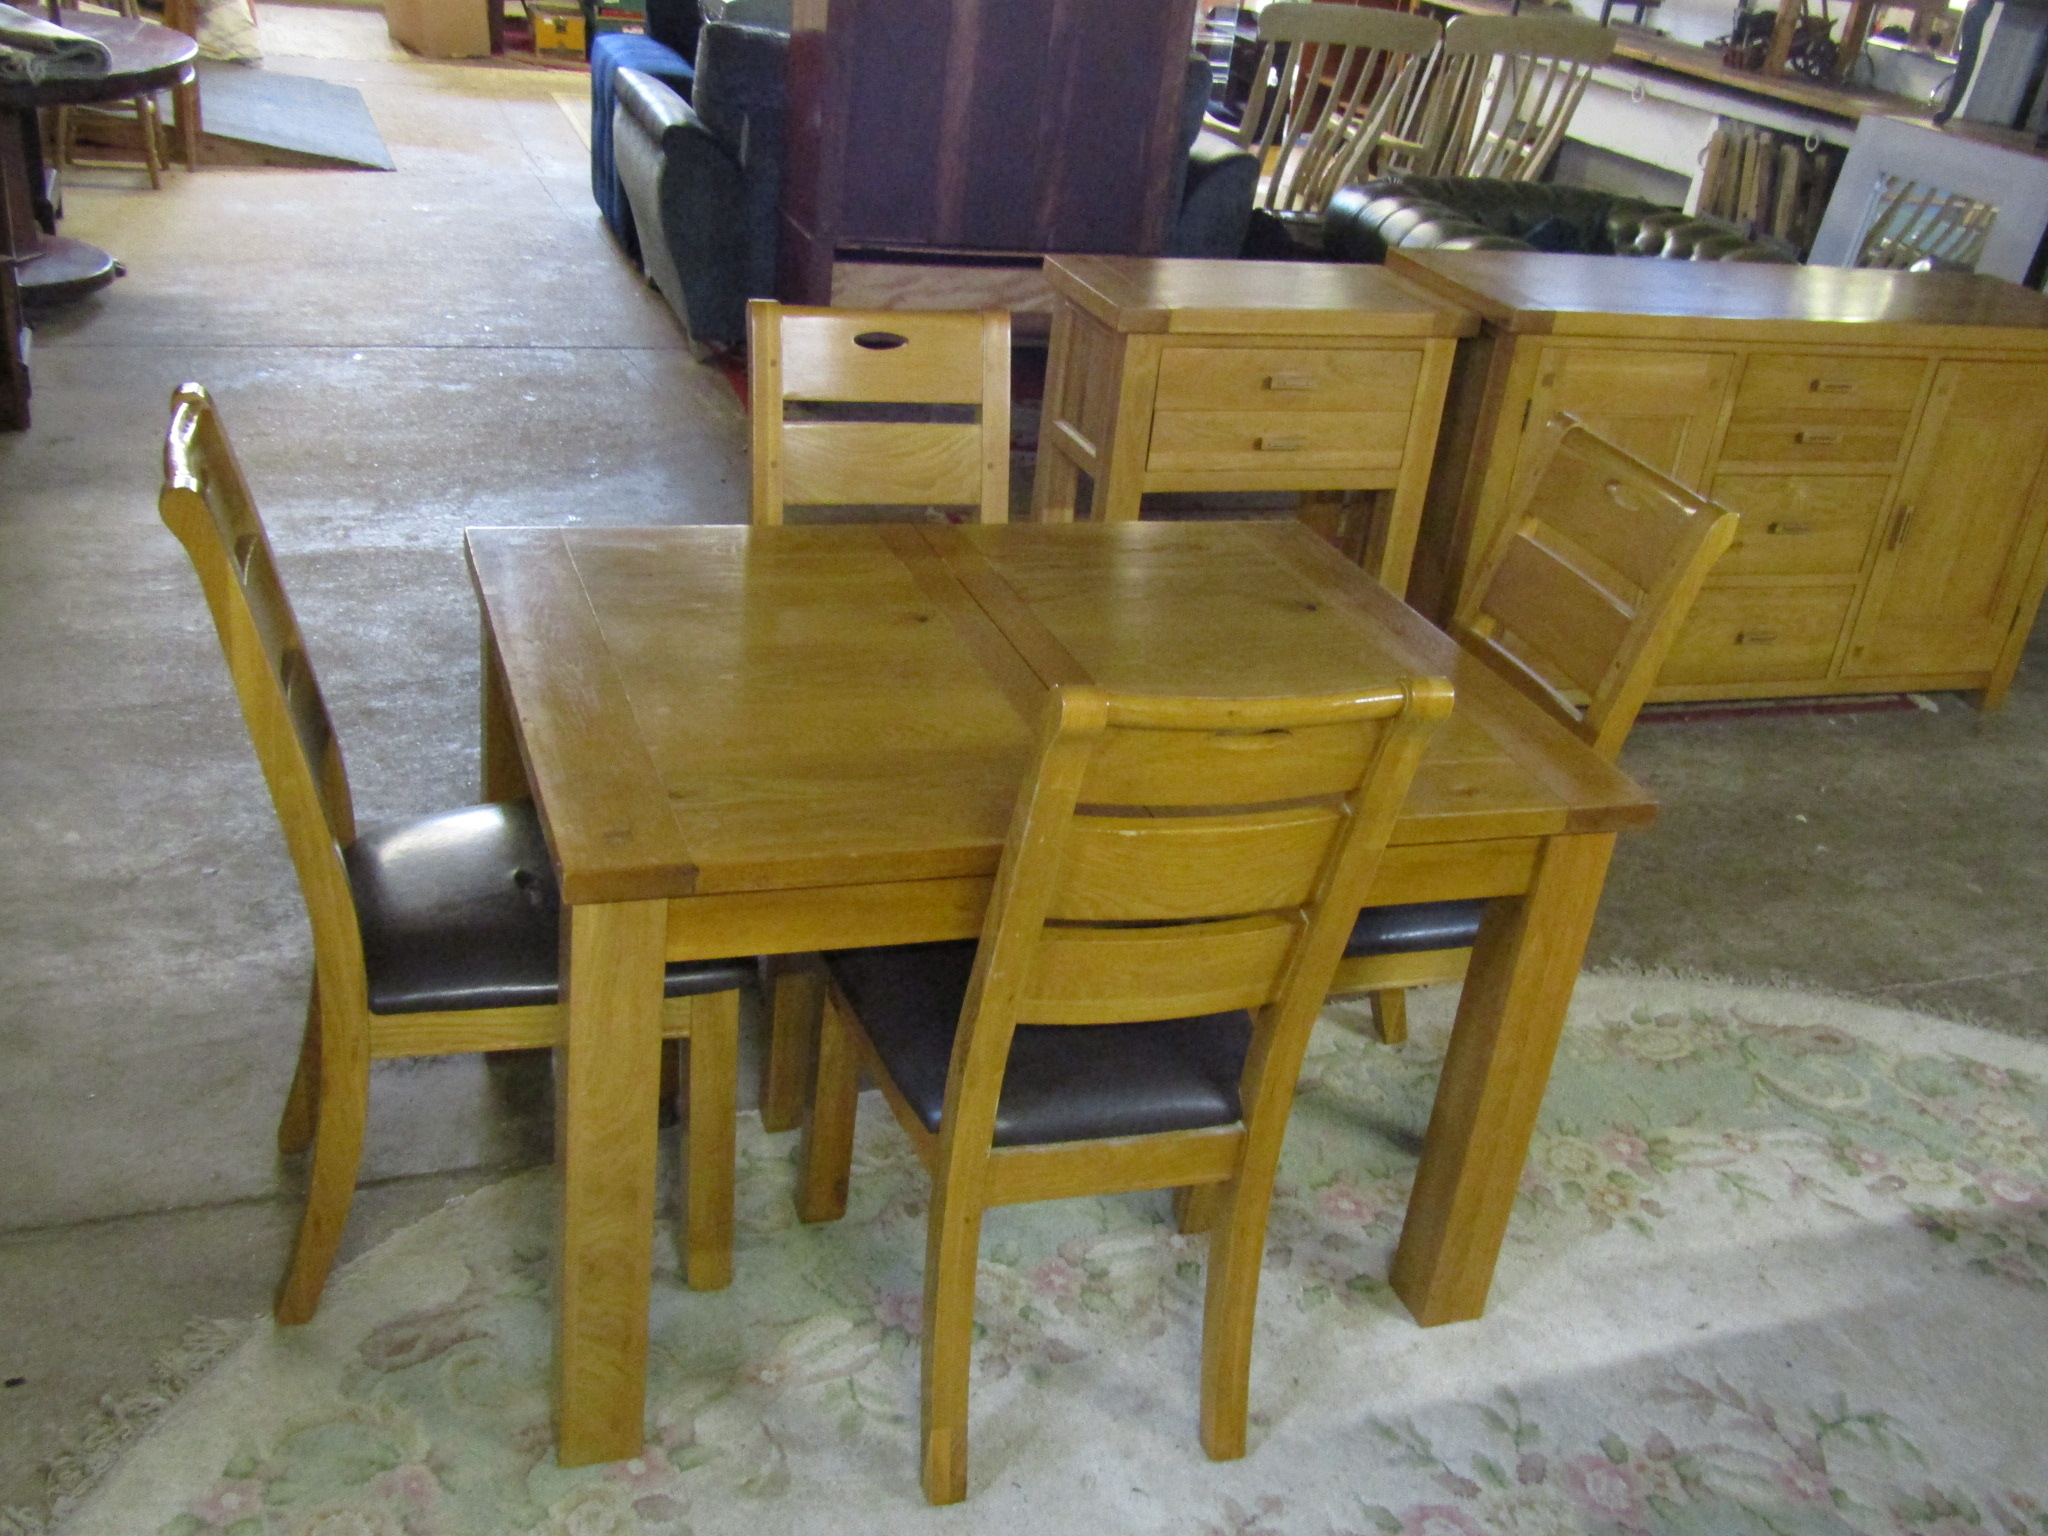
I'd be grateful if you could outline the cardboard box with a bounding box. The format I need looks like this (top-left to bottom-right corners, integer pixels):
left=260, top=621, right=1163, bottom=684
left=383, top=0, right=491, bottom=58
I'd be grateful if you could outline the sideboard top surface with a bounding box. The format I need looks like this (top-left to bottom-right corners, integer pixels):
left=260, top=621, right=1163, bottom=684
left=1045, top=256, right=1480, bottom=339
left=1386, top=251, right=2048, bottom=348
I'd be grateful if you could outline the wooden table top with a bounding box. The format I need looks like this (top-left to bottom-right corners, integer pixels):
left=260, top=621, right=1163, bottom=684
left=1386, top=250, right=2048, bottom=347
left=1043, top=255, right=1480, bottom=339
left=0, top=8, right=196, bottom=108
left=468, top=521, right=1653, bottom=906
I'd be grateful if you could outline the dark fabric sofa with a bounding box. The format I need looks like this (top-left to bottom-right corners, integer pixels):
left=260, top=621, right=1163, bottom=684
left=613, top=20, right=789, bottom=351
left=588, top=0, right=706, bottom=258
left=1325, top=175, right=1797, bottom=264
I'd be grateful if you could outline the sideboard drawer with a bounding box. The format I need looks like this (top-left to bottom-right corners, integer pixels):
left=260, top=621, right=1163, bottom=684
left=1662, top=585, right=1856, bottom=686
left=1153, top=347, right=1423, bottom=413
left=1145, top=409, right=1411, bottom=472
left=1710, top=475, right=1890, bottom=577
left=1719, top=413, right=1912, bottom=465
left=1736, top=354, right=1927, bottom=414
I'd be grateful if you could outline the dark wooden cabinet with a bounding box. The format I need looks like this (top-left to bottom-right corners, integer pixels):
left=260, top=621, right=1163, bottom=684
left=779, top=0, right=1202, bottom=305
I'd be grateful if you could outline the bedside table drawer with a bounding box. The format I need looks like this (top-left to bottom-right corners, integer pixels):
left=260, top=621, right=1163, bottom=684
left=1146, top=410, right=1411, bottom=472
left=1710, top=475, right=1889, bottom=577
left=1662, top=585, right=1855, bottom=686
left=1153, top=347, right=1423, bottom=413
left=1720, top=412, right=1911, bottom=465
left=1736, top=354, right=1927, bottom=413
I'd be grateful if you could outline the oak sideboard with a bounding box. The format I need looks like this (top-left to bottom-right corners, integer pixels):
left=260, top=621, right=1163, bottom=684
left=1389, top=251, right=2048, bottom=708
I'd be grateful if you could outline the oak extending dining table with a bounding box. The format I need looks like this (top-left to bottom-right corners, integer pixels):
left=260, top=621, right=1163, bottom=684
left=464, top=518, right=1655, bottom=1467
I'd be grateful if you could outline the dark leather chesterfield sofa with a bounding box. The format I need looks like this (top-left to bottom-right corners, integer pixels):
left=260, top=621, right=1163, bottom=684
left=1325, top=175, right=1796, bottom=264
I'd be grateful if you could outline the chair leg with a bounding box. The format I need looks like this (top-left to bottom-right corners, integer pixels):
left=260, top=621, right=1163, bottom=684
left=173, top=78, right=200, bottom=171
left=274, top=1031, right=369, bottom=1325
left=276, top=984, right=322, bottom=1155
left=1371, top=988, right=1409, bottom=1045
left=1197, top=1174, right=1278, bottom=1462
left=919, top=1172, right=986, bottom=1505
left=679, top=989, right=738, bottom=1291
left=761, top=953, right=823, bottom=1132
left=136, top=96, right=162, bottom=190
left=1173, top=1182, right=1222, bottom=1235
left=795, top=986, right=859, bottom=1223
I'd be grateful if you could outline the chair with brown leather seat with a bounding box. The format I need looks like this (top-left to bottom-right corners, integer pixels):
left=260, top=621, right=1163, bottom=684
left=747, top=300, right=1011, bottom=525
left=1334, top=413, right=1738, bottom=1042
left=160, top=382, right=751, bottom=1324
left=795, top=676, right=1452, bottom=1502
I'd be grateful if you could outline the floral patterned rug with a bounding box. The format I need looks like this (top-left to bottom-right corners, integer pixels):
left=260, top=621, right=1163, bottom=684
left=50, top=976, right=2048, bottom=1536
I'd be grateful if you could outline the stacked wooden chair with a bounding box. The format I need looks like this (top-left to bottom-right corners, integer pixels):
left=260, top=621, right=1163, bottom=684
left=160, top=383, right=751, bottom=1321
left=1231, top=2, right=1444, bottom=242
left=1393, top=12, right=1615, bottom=182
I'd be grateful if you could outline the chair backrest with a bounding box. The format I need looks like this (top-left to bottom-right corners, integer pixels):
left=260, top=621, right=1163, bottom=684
left=1453, top=414, right=1739, bottom=761
left=159, top=383, right=370, bottom=1007
left=1853, top=174, right=1998, bottom=271
left=939, top=679, right=1451, bottom=1149
left=1402, top=13, right=1614, bottom=182
left=747, top=301, right=1012, bottom=525
left=1236, top=2, right=1443, bottom=218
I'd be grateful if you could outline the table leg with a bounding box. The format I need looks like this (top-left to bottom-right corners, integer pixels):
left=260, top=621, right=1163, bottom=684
left=1388, top=831, right=1615, bottom=1326
left=480, top=626, right=529, bottom=802
left=1029, top=305, right=1082, bottom=524
left=555, top=898, right=667, bottom=1467
left=759, top=951, right=824, bottom=1134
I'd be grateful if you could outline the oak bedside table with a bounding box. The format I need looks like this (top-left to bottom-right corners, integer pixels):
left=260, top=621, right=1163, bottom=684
left=1027, top=255, right=1479, bottom=592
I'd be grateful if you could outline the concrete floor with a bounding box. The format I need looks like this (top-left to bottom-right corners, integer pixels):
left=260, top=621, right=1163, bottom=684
left=2, top=9, right=2044, bottom=1521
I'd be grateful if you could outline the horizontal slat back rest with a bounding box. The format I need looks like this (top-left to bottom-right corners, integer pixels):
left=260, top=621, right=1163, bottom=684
left=1441, top=11, right=1616, bottom=60
left=1470, top=534, right=1634, bottom=703
left=1253, top=1, right=1440, bottom=49
left=1048, top=804, right=1339, bottom=921
left=1458, top=415, right=1740, bottom=757
left=778, top=421, right=985, bottom=506
left=159, top=384, right=367, bottom=998
left=775, top=309, right=990, bottom=404
left=968, top=684, right=1453, bottom=1032
left=748, top=301, right=1010, bottom=524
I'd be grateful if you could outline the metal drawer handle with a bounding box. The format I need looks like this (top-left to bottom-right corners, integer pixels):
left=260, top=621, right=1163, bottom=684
left=1735, top=630, right=1779, bottom=645
left=1809, top=379, right=1856, bottom=394
left=1794, top=428, right=1843, bottom=445
left=1887, top=504, right=1915, bottom=550
left=1766, top=520, right=1813, bottom=535
left=1265, top=373, right=1318, bottom=391
left=1257, top=435, right=1309, bottom=452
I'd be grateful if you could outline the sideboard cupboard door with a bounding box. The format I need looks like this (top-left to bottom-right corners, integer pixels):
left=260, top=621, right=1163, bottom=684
left=1844, top=361, right=2048, bottom=683
left=1509, top=347, right=1734, bottom=508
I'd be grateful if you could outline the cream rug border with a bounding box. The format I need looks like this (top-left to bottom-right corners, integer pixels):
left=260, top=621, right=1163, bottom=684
left=39, top=972, right=2048, bottom=1536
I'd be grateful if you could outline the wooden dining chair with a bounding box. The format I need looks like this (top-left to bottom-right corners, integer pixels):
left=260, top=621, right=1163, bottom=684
left=796, top=676, right=1453, bottom=1502
left=1334, top=414, right=1738, bottom=1043
left=1396, top=12, right=1614, bottom=183
left=1233, top=2, right=1443, bottom=239
left=160, top=383, right=751, bottom=1324
left=55, top=0, right=172, bottom=187
left=747, top=300, right=1011, bottom=525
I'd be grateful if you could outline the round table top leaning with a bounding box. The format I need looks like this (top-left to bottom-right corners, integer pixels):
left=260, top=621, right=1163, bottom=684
left=0, top=6, right=197, bottom=108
